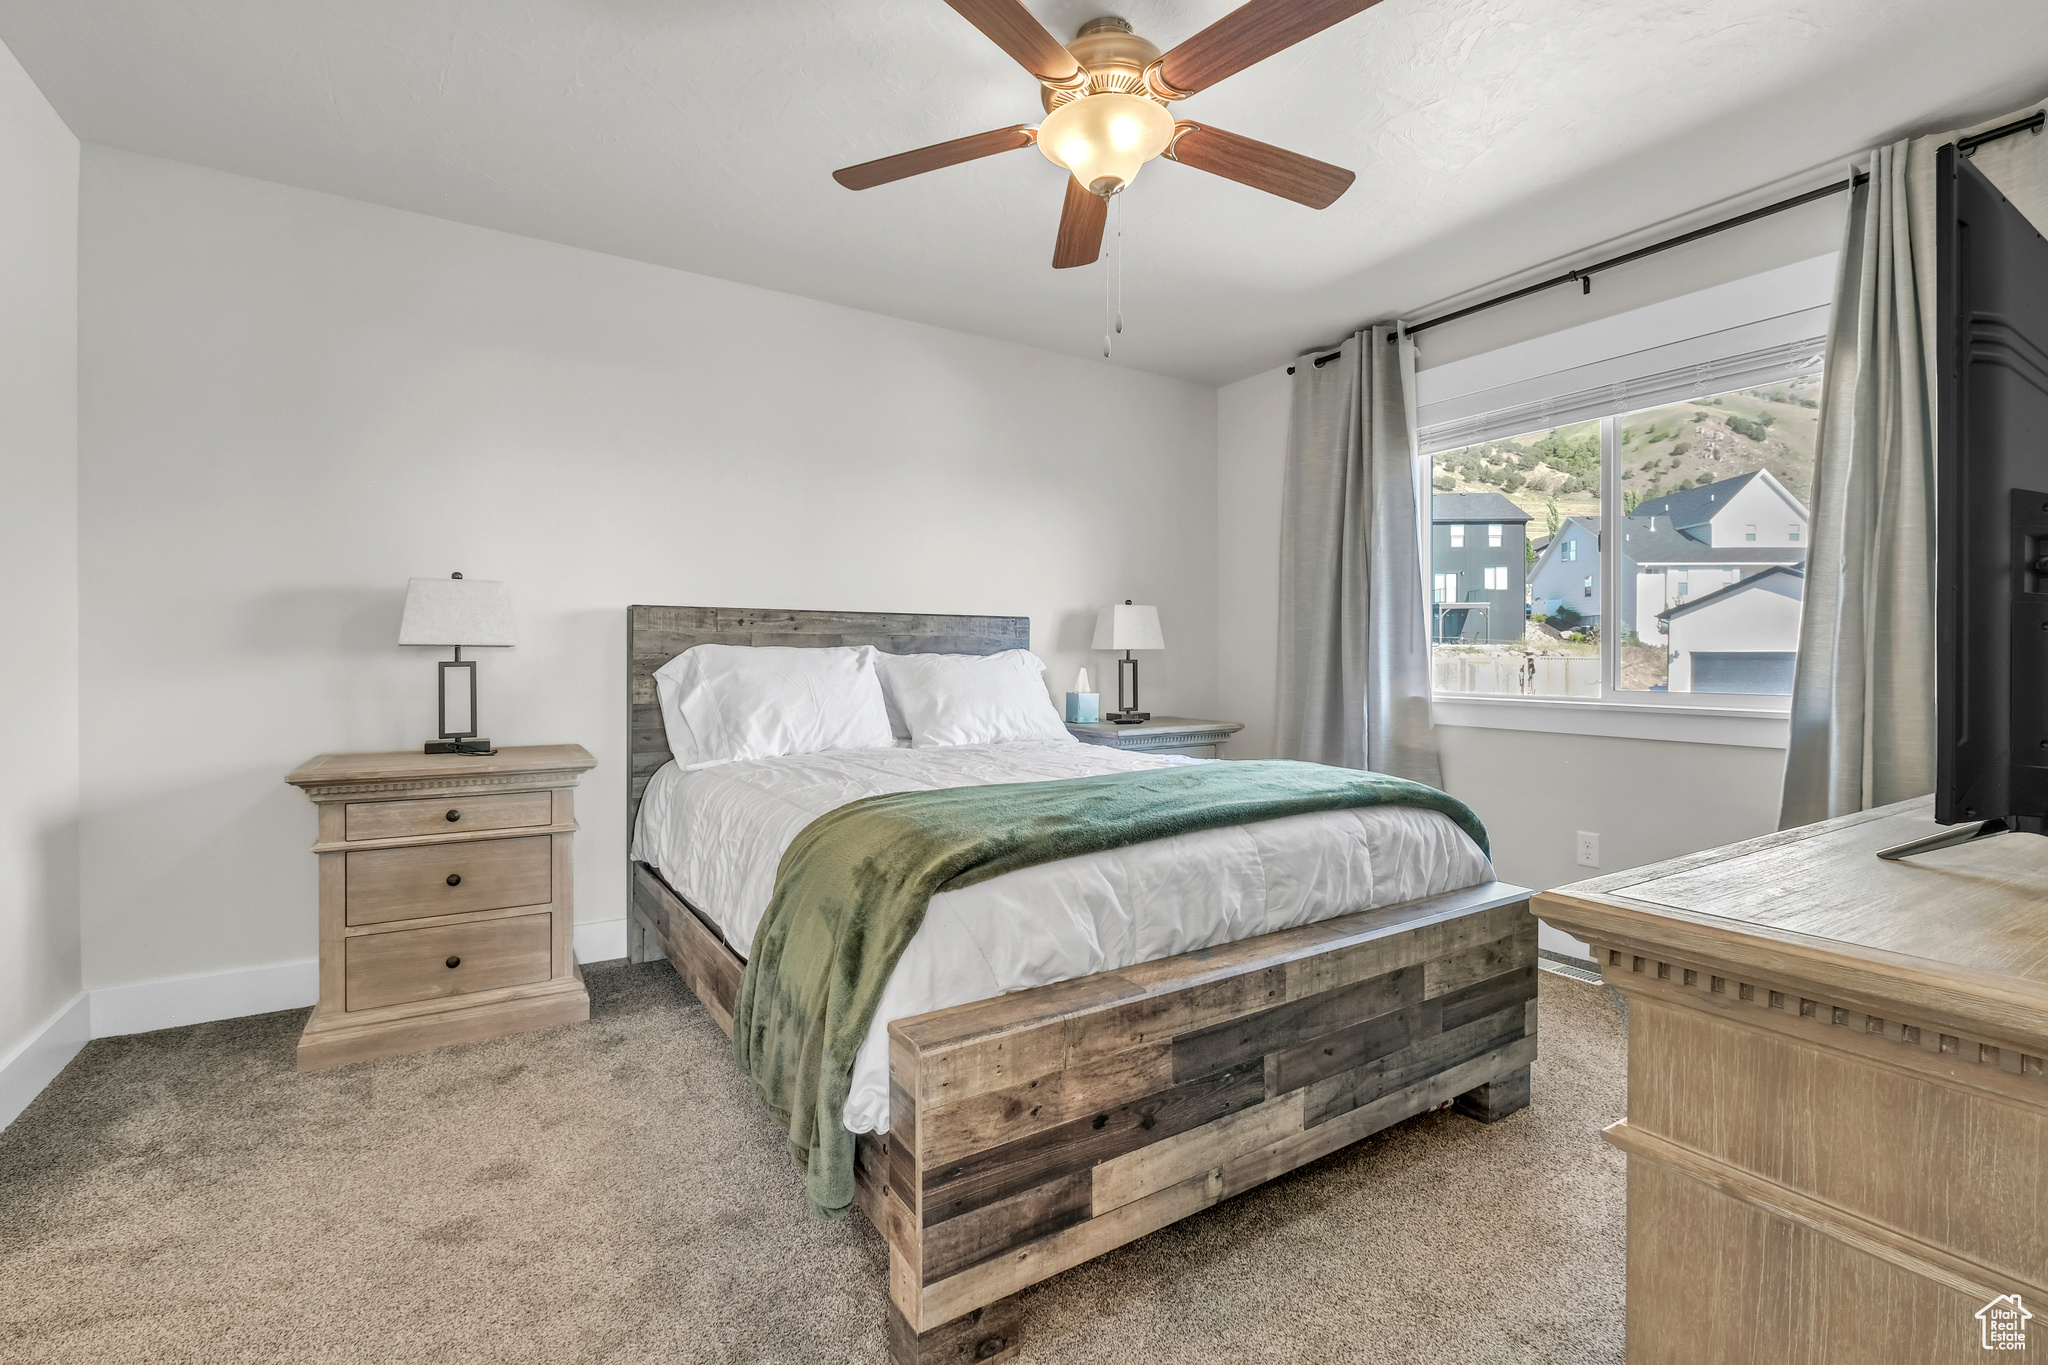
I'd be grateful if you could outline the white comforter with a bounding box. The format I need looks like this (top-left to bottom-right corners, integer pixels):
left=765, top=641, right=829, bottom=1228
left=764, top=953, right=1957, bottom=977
left=629, top=741, right=1491, bottom=1134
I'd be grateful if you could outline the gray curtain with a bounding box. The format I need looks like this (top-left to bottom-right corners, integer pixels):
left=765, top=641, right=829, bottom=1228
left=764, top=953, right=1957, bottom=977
left=1782, top=107, right=2048, bottom=828
left=1276, top=324, right=1440, bottom=785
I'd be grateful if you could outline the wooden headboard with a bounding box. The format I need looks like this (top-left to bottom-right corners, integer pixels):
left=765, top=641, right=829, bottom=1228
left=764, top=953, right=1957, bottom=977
left=625, top=605, right=1031, bottom=855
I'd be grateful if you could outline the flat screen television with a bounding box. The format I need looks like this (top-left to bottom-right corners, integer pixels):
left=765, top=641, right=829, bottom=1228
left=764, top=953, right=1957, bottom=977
left=1894, top=142, right=2048, bottom=859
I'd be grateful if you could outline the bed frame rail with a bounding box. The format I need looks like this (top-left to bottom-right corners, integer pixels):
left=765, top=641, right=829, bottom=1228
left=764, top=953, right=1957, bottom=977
left=630, top=863, right=1535, bottom=1365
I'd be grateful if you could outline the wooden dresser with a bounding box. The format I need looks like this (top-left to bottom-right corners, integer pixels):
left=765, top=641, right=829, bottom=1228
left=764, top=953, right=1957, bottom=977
left=1063, top=715, right=1244, bottom=758
left=1536, top=797, right=2048, bottom=1362
left=286, top=744, right=596, bottom=1070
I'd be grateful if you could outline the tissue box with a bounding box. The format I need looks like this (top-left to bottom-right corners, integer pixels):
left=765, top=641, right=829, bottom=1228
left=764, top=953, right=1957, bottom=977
left=1065, top=692, right=1100, bottom=723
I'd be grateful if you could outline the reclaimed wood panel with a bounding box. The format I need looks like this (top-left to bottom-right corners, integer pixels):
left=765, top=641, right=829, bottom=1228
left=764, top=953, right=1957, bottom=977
left=630, top=861, right=741, bottom=1036
left=896, top=890, right=1538, bottom=1330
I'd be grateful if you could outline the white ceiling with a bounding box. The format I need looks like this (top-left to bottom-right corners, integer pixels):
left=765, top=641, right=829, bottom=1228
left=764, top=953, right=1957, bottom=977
left=4, top=0, right=2046, bottom=384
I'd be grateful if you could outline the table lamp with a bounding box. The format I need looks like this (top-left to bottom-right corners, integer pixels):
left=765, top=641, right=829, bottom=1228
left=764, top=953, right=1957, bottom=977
left=1092, top=600, right=1164, bottom=724
left=399, top=573, right=516, bottom=755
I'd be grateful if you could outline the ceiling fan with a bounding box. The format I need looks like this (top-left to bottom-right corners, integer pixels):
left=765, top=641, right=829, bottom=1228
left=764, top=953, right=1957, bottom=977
left=833, top=0, right=1379, bottom=268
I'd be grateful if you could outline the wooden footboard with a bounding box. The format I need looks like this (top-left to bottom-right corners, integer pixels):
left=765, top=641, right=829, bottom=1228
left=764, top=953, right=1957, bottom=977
left=629, top=862, right=1536, bottom=1364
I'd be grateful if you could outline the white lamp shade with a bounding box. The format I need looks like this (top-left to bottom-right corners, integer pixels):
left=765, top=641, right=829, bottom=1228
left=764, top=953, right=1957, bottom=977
left=1091, top=603, right=1165, bottom=652
left=398, top=577, right=517, bottom=647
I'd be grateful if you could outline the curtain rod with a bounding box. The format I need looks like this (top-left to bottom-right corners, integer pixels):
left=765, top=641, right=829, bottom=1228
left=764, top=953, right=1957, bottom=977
left=1287, top=114, right=2046, bottom=371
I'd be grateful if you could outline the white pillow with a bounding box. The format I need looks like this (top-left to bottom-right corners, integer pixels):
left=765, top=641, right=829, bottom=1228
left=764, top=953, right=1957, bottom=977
left=653, top=644, right=896, bottom=769
left=879, top=650, right=1076, bottom=748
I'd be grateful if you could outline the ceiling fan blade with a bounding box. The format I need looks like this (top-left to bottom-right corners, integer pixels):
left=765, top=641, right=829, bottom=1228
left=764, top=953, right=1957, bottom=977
left=1153, top=0, right=1385, bottom=98
left=942, top=0, right=1086, bottom=89
left=833, top=125, right=1037, bottom=190
left=1166, top=123, right=1354, bottom=209
left=1052, top=177, right=1107, bottom=269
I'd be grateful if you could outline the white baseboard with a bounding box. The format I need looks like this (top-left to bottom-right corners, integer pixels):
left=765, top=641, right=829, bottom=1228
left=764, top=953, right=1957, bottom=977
left=3, top=919, right=632, bottom=1133
left=575, top=916, right=626, bottom=965
left=0, top=993, right=91, bottom=1132
left=88, top=958, right=320, bottom=1039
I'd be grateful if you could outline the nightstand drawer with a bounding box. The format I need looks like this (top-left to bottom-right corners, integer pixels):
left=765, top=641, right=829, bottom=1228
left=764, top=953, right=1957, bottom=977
left=344, top=913, right=553, bottom=1011
left=344, top=791, right=552, bottom=842
left=345, top=834, right=553, bottom=926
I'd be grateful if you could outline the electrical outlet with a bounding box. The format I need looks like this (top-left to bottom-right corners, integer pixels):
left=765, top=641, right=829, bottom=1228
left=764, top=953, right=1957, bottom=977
left=1575, top=831, right=1600, bottom=869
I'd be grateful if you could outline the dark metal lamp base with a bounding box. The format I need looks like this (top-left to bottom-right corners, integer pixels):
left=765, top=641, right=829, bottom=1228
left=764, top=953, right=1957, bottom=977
left=425, top=738, right=497, bottom=756
left=1105, top=711, right=1150, bottom=725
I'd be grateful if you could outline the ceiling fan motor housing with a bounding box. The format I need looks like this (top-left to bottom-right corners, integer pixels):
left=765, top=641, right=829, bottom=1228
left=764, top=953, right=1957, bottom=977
left=1036, top=17, right=1174, bottom=196
left=1041, top=17, right=1162, bottom=110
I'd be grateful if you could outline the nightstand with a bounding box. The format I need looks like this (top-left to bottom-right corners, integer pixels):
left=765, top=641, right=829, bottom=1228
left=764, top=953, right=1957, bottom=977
left=1065, top=716, right=1244, bottom=758
left=285, top=744, right=597, bottom=1070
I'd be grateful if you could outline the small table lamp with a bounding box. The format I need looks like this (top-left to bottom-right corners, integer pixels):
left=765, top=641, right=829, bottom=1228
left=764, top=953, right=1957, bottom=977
left=1092, top=600, right=1164, bottom=724
left=399, top=573, right=516, bottom=755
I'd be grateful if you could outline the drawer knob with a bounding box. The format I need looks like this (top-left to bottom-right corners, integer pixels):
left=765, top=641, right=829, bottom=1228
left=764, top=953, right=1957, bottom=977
left=445, top=809, right=461, bottom=822
left=446, top=955, right=461, bottom=969
left=446, top=873, right=462, bottom=887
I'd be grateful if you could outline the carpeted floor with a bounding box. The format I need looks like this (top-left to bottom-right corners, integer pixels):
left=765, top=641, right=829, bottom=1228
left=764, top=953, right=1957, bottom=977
left=0, top=963, right=1626, bottom=1365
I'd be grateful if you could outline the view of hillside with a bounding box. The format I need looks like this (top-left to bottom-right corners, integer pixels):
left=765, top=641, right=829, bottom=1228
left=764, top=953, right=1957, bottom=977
left=1430, top=375, right=1822, bottom=540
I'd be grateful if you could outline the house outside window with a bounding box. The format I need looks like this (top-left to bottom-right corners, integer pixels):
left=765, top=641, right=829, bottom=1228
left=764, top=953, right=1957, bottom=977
left=1425, top=372, right=1821, bottom=702
left=1488, top=524, right=1503, bottom=548
left=1428, top=495, right=1530, bottom=647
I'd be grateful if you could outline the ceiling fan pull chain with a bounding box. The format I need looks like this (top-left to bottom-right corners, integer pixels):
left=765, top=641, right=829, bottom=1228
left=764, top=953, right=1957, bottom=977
left=1103, top=210, right=1114, bottom=358
left=1114, top=193, right=1125, bottom=336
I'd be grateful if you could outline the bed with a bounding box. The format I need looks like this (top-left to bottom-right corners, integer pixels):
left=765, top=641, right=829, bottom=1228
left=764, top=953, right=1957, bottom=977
left=624, top=605, right=1537, bottom=1365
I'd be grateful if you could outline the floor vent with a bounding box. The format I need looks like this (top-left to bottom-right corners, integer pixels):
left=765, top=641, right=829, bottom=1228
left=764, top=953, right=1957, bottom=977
left=1538, top=953, right=1604, bottom=986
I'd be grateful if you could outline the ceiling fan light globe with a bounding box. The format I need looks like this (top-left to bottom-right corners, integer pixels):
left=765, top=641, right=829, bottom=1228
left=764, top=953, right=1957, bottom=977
left=1036, top=92, right=1171, bottom=198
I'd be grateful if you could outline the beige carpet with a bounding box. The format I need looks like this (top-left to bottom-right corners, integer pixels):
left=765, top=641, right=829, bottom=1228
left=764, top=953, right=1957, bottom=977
left=0, top=963, right=1626, bottom=1365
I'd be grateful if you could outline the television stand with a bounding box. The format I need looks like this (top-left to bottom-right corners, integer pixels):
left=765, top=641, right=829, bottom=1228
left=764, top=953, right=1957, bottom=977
left=1874, top=816, right=2013, bottom=861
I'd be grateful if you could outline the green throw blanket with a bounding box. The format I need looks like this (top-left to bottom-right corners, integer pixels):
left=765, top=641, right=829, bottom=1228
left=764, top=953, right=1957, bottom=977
left=730, top=758, right=1488, bottom=1218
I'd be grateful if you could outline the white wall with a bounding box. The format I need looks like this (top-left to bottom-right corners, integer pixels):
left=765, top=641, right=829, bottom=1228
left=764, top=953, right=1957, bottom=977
left=1438, top=727, right=1785, bottom=905
left=76, top=146, right=1218, bottom=997
left=0, top=36, right=83, bottom=1106
left=1215, top=366, right=1289, bottom=764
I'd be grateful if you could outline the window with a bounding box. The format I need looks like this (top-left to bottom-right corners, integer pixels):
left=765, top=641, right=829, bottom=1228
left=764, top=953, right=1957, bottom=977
left=1428, top=375, right=1821, bottom=701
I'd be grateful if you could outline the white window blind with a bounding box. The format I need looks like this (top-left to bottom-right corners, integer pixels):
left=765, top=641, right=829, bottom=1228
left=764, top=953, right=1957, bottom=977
left=1416, top=335, right=1826, bottom=457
